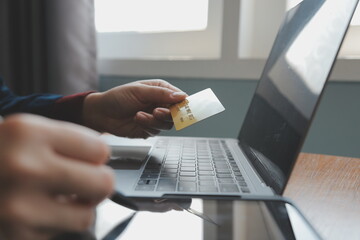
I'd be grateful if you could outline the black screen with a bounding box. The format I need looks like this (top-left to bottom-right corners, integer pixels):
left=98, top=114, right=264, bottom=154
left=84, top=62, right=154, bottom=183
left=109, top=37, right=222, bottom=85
left=238, top=0, right=359, bottom=193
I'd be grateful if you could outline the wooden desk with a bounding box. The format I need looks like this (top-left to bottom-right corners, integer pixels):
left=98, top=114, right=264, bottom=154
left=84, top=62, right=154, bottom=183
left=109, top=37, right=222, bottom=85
left=284, top=153, right=360, bottom=240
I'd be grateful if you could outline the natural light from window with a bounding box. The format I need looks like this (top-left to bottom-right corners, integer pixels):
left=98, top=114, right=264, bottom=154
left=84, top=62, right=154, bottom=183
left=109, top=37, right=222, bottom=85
left=94, top=0, right=209, bottom=33
left=351, top=4, right=360, bottom=25
left=287, top=0, right=360, bottom=25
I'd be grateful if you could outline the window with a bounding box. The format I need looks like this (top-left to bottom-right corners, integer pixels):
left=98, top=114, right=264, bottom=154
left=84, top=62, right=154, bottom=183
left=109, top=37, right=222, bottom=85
left=95, top=0, right=222, bottom=60
left=95, top=0, right=208, bottom=33
left=338, top=5, right=360, bottom=57
left=351, top=5, right=360, bottom=25
left=95, top=0, right=360, bottom=81
left=238, top=0, right=286, bottom=59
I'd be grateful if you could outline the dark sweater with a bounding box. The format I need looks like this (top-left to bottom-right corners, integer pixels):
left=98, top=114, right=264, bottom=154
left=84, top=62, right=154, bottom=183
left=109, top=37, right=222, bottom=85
left=0, top=78, right=93, bottom=125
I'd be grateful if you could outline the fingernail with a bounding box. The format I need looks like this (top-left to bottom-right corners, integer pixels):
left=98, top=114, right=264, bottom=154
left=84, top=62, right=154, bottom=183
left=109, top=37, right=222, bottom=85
left=137, top=112, right=149, bottom=119
left=156, top=108, right=169, bottom=114
left=171, top=92, right=187, bottom=98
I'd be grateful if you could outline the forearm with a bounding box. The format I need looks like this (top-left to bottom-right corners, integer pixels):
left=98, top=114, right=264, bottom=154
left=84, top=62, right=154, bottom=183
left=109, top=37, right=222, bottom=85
left=0, top=78, right=94, bottom=125
left=51, top=91, right=95, bottom=125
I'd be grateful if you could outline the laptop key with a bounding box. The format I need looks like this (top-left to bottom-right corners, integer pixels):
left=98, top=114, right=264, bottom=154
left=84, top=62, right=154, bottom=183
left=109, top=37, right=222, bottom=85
left=181, top=160, right=196, bottom=163
left=199, top=171, right=214, bottom=176
left=198, top=159, right=211, bottom=163
left=219, top=184, right=239, bottom=192
left=160, top=173, right=177, bottom=178
left=218, top=179, right=234, bottom=184
left=178, top=182, right=197, bottom=192
left=135, top=185, right=155, bottom=191
left=217, top=174, right=232, bottom=178
left=198, top=166, right=213, bottom=171
left=198, top=176, right=215, bottom=181
left=181, top=163, right=196, bottom=167
left=180, top=167, right=196, bottom=172
left=141, top=173, right=159, bottom=179
left=180, top=172, right=196, bottom=177
left=143, top=169, right=160, bottom=173
left=215, top=169, right=231, bottom=174
left=137, top=179, right=148, bottom=185
left=165, top=160, right=179, bottom=165
left=144, top=165, right=161, bottom=171
left=138, top=179, right=157, bottom=185
left=236, top=176, right=245, bottom=181
left=198, top=163, right=212, bottom=167
left=234, top=172, right=243, bottom=176
left=199, top=181, right=216, bottom=186
left=147, top=180, right=157, bottom=185
left=199, top=186, right=218, bottom=192
left=238, top=181, right=248, bottom=187
left=161, top=169, right=178, bottom=173
left=164, top=164, right=178, bottom=169
left=214, top=164, right=229, bottom=169
left=180, top=177, right=197, bottom=182
left=230, top=164, right=239, bottom=169
left=157, top=180, right=177, bottom=191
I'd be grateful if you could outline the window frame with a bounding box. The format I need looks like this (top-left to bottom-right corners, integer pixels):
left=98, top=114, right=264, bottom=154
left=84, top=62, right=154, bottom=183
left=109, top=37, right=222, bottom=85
left=339, top=26, right=360, bottom=57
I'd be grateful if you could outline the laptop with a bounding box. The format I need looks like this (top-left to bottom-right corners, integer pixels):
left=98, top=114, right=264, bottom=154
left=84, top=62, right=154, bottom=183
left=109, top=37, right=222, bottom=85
left=105, top=0, right=359, bottom=199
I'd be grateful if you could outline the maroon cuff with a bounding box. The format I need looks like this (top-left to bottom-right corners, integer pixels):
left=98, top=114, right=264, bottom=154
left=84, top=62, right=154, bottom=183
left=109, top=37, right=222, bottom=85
left=53, top=91, right=96, bottom=125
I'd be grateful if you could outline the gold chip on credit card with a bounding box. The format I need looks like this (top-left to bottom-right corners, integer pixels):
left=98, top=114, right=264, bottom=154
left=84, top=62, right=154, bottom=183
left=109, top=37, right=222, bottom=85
left=170, top=88, right=225, bottom=131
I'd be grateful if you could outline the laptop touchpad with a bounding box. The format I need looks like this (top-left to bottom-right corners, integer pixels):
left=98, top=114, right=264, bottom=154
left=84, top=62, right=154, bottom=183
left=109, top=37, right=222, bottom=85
left=107, top=157, right=145, bottom=170
left=107, top=145, right=151, bottom=170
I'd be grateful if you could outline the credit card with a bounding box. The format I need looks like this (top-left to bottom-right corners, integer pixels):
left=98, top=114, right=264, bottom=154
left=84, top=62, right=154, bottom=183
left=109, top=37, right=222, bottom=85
left=170, top=88, right=225, bottom=131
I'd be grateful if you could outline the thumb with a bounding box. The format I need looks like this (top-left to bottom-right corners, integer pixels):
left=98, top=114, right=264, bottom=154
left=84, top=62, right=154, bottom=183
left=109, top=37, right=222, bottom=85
left=136, top=85, right=187, bottom=104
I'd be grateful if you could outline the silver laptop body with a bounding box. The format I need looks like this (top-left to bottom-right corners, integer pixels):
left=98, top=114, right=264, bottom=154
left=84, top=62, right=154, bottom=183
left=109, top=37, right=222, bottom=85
left=108, top=0, right=359, bottom=199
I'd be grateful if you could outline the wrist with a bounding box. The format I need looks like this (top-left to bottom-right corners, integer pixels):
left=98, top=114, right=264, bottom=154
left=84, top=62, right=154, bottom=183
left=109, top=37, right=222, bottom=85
left=83, top=92, right=104, bottom=132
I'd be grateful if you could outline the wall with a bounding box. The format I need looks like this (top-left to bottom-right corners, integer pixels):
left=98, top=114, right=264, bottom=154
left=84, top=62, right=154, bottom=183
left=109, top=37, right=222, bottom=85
left=100, top=76, right=360, bottom=158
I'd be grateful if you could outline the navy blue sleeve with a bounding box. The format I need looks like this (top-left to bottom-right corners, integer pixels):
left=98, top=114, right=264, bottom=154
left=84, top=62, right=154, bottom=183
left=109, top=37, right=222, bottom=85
left=0, top=78, right=63, bottom=118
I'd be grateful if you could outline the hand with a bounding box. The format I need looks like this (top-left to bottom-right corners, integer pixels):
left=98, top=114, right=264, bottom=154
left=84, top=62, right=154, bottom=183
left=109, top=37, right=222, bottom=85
left=82, top=79, right=187, bottom=138
left=0, top=114, right=114, bottom=240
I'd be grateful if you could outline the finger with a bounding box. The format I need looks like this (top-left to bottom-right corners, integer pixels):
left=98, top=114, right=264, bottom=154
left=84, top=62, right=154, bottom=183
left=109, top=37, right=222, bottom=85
left=48, top=122, right=110, bottom=165
left=135, top=84, right=187, bottom=105
left=44, top=156, right=114, bottom=202
left=0, top=224, right=55, bottom=240
left=11, top=192, right=96, bottom=233
left=153, top=108, right=173, bottom=122
left=5, top=114, right=110, bottom=165
left=23, top=227, right=57, bottom=240
left=135, top=112, right=173, bottom=131
left=138, top=79, right=184, bottom=93
left=39, top=201, right=95, bottom=233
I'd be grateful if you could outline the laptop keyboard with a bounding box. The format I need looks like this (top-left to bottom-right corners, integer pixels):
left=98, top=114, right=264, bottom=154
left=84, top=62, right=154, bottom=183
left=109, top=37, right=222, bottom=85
left=135, top=139, right=251, bottom=194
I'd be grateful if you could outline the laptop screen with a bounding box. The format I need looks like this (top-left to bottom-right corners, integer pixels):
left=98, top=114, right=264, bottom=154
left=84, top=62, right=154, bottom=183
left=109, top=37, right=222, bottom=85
left=238, top=0, right=358, bottom=194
